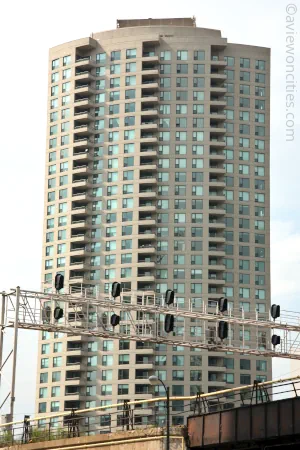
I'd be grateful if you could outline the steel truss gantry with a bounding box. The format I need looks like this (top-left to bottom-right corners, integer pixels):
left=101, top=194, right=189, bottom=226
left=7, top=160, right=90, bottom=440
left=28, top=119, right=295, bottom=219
left=1, top=286, right=300, bottom=423
left=1, top=287, right=300, bottom=358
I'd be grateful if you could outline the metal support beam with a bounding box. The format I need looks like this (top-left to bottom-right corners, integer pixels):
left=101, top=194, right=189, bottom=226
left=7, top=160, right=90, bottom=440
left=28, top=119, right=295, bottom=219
left=0, top=292, right=6, bottom=390
left=9, top=286, right=20, bottom=421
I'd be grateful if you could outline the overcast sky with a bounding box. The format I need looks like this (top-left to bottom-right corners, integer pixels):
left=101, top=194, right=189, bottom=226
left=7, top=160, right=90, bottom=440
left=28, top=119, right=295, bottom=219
left=0, top=0, right=299, bottom=420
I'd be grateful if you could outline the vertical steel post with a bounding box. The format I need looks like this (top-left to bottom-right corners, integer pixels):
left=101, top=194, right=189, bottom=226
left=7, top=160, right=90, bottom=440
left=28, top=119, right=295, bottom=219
left=0, top=292, right=6, bottom=389
left=166, top=385, right=170, bottom=450
left=9, top=286, right=20, bottom=421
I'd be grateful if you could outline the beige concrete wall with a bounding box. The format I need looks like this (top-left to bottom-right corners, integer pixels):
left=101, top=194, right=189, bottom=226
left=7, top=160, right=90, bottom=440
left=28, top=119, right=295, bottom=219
left=4, top=428, right=186, bottom=450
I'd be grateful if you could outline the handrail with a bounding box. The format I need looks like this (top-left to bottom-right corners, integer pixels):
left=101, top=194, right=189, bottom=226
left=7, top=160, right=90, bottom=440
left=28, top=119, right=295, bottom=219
left=1, top=375, right=299, bottom=428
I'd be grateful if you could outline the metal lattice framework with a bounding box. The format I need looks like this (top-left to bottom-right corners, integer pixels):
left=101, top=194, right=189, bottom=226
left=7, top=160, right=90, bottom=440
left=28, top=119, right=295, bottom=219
left=1, top=286, right=300, bottom=425
left=2, top=287, right=300, bottom=359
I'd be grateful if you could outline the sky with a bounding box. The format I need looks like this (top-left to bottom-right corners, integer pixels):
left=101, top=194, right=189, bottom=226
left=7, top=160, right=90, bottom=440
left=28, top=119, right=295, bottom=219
left=0, top=0, right=299, bottom=420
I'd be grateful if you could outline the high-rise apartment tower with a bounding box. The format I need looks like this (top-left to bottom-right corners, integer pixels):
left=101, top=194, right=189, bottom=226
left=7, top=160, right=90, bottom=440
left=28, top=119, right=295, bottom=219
left=36, top=18, right=271, bottom=427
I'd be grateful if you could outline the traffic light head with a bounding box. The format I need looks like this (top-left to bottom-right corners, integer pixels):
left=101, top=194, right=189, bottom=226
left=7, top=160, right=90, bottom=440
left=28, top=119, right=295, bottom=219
left=111, top=282, right=121, bottom=298
left=218, top=297, right=228, bottom=313
left=165, top=289, right=175, bottom=306
left=54, top=306, right=63, bottom=320
left=218, top=321, right=228, bottom=340
left=110, top=313, right=120, bottom=327
left=271, top=304, right=280, bottom=320
left=55, top=274, right=64, bottom=291
left=271, top=334, right=280, bottom=346
left=164, top=314, right=174, bottom=333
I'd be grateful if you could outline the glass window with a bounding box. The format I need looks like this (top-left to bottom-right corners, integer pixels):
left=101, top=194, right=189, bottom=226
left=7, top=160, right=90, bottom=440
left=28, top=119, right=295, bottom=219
left=160, top=51, right=171, bottom=60
left=177, top=50, right=188, bottom=60
left=126, top=48, right=137, bottom=59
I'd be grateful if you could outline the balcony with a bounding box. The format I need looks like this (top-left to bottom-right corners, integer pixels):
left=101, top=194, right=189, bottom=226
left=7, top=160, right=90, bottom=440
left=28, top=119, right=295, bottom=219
left=142, top=66, right=159, bottom=78
left=75, top=83, right=96, bottom=96
left=140, top=136, right=158, bottom=145
left=138, top=224, right=156, bottom=235
left=210, top=70, right=227, bottom=82
left=208, top=372, right=226, bottom=384
left=208, top=206, right=226, bottom=216
left=75, top=56, right=96, bottom=69
left=209, top=151, right=226, bottom=161
left=138, top=244, right=156, bottom=254
left=70, top=247, right=85, bottom=257
left=74, top=110, right=95, bottom=122
left=211, top=86, right=227, bottom=95
left=139, top=190, right=156, bottom=199
left=209, top=218, right=226, bottom=229
left=72, top=188, right=89, bottom=201
left=137, top=258, right=155, bottom=268
left=72, top=151, right=93, bottom=165
left=208, top=245, right=225, bottom=257
left=74, top=97, right=93, bottom=109
left=210, top=112, right=226, bottom=121
left=71, top=205, right=88, bottom=217
left=70, top=262, right=85, bottom=272
left=141, top=79, right=159, bottom=90
left=208, top=279, right=225, bottom=287
left=66, top=356, right=82, bottom=367
left=135, top=385, right=151, bottom=395
left=140, top=146, right=157, bottom=157
left=65, top=370, right=83, bottom=382
left=210, top=124, right=226, bottom=134
left=209, top=138, right=226, bottom=148
left=209, top=177, right=226, bottom=187
left=209, top=163, right=226, bottom=174
left=210, top=98, right=226, bottom=108
left=75, top=70, right=95, bottom=82
left=208, top=272, right=225, bottom=282
left=139, top=178, right=157, bottom=187
left=141, top=108, right=158, bottom=118
left=138, top=232, right=156, bottom=243
left=72, top=168, right=91, bottom=180
left=73, top=137, right=93, bottom=149
left=73, top=123, right=94, bottom=135
left=211, top=57, right=227, bottom=66
left=71, top=219, right=89, bottom=229
left=139, top=205, right=156, bottom=214
left=208, top=259, right=226, bottom=271
left=137, top=270, right=155, bottom=282
left=135, top=355, right=154, bottom=367
left=141, top=94, right=159, bottom=103
left=138, top=213, right=156, bottom=224
left=140, top=121, right=158, bottom=131
left=139, top=158, right=157, bottom=170
left=142, top=54, right=159, bottom=63
left=64, top=400, right=81, bottom=411
left=65, top=386, right=81, bottom=396
left=67, top=342, right=83, bottom=351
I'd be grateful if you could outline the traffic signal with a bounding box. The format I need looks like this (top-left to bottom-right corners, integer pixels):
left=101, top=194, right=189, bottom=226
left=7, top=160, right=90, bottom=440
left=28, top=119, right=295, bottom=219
left=54, top=306, right=63, bottom=320
left=271, top=334, right=280, bottom=346
left=218, top=297, right=228, bottom=313
left=110, top=313, right=120, bottom=327
left=218, top=321, right=228, bottom=340
left=271, top=304, right=280, bottom=320
left=164, top=314, right=174, bottom=333
left=111, top=282, right=121, bottom=298
left=165, top=289, right=175, bottom=306
left=55, top=274, right=64, bottom=292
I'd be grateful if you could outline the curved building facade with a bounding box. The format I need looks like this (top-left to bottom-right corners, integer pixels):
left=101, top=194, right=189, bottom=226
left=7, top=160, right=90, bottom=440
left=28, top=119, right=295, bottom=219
left=37, top=18, right=271, bottom=427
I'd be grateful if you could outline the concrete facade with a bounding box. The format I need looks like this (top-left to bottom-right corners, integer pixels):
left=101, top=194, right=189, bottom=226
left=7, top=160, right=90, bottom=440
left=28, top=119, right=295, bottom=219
left=36, top=18, right=271, bottom=427
left=3, top=428, right=186, bottom=450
